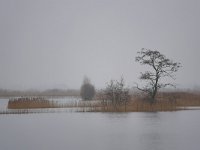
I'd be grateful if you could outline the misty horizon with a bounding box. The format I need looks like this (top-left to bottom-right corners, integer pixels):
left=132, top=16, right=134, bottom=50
left=1, top=0, right=200, bottom=90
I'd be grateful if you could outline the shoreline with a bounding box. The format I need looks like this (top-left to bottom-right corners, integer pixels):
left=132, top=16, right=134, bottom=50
left=1, top=106, right=200, bottom=114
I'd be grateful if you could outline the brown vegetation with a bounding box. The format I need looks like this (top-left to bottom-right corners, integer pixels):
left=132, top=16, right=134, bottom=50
left=7, top=97, right=58, bottom=109
left=5, top=91, right=200, bottom=112
left=93, top=91, right=200, bottom=112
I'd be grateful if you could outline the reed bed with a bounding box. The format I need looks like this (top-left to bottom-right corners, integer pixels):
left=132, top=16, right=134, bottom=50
left=89, top=91, right=200, bottom=112
left=4, top=91, right=200, bottom=113
left=7, top=97, right=58, bottom=109
left=5, top=97, right=102, bottom=114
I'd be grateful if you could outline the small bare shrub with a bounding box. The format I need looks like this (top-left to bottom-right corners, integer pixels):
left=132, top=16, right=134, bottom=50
left=102, top=77, right=130, bottom=111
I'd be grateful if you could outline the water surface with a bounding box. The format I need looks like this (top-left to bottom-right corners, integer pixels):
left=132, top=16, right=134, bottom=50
left=0, top=110, right=200, bottom=150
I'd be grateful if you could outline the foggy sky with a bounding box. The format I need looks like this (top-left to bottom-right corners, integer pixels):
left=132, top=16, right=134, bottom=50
left=0, top=0, right=200, bottom=90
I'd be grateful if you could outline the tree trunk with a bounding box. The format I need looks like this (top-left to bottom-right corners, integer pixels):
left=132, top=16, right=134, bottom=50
left=151, top=75, right=159, bottom=103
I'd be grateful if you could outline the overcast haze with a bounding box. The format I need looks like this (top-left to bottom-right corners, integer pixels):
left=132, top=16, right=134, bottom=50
left=0, top=0, right=200, bottom=90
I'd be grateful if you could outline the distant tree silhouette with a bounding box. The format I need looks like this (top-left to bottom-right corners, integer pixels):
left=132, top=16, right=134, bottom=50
left=80, top=77, right=95, bottom=100
left=135, top=48, right=181, bottom=103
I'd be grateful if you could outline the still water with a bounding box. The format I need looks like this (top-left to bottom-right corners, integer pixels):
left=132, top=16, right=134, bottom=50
left=0, top=110, right=200, bottom=150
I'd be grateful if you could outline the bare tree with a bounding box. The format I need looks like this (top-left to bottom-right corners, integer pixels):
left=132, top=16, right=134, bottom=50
left=135, top=48, right=181, bottom=103
left=104, top=77, right=130, bottom=111
left=80, top=76, right=95, bottom=100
